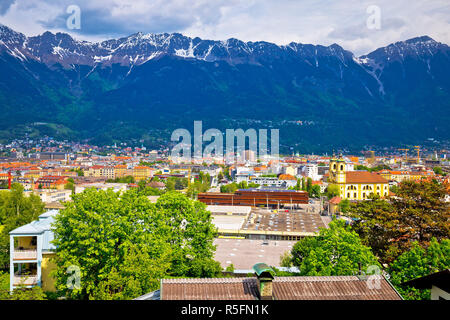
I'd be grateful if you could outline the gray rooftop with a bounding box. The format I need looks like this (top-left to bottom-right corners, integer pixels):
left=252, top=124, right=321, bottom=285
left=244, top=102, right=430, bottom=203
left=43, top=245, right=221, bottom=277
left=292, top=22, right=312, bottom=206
left=10, top=209, right=59, bottom=251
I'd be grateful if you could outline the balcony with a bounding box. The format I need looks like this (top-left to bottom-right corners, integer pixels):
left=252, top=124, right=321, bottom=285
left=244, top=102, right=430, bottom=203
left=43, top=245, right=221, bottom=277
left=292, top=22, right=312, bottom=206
left=13, top=249, right=38, bottom=261
left=13, top=274, right=38, bottom=286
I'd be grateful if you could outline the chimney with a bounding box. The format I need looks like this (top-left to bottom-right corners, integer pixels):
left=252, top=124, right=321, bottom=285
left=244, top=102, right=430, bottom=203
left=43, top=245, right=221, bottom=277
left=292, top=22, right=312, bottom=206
left=253, top=263, right=275, bottom=300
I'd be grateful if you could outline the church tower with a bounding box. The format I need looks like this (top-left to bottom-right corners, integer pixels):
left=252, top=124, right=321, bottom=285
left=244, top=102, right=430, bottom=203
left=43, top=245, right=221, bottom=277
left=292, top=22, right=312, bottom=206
left=329, top=156, right=346, bottom=184
left=336, top=158, right=346, bottom=184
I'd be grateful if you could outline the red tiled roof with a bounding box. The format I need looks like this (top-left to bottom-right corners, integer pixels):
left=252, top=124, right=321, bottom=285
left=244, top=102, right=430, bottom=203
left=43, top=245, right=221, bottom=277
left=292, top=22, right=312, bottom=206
left=345, top=171, right=388, bottom=184
left=329, top=196, right=342, bottom=205
left=279, top=174, right=296, bottom=180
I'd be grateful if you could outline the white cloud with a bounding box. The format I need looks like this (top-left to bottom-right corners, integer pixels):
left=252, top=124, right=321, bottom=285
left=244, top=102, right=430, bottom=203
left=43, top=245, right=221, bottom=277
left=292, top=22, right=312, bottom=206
left=0, top=0, right=449, bottom=55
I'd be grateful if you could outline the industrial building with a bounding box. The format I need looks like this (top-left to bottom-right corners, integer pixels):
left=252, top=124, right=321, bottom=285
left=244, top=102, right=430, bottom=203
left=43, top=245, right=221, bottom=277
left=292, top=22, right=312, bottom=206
left=198, top=189, right=309, bottom=208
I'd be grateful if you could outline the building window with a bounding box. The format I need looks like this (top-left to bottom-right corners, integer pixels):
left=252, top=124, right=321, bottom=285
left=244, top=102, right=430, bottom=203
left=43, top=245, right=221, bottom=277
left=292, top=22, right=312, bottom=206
left=354, top=192, right=357, bottom=198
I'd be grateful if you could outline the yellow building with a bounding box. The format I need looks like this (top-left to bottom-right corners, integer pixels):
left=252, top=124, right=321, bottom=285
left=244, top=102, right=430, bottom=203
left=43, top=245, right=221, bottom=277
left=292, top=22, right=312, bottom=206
left=328, top=158, right=389, bottom=200
left=114, top=165, right=127, bottom=178
left=84, top=166, right=115, bottom=179
left=84, top=165, right=104, bottom=178
left=132, top=166, right=153, bottom=182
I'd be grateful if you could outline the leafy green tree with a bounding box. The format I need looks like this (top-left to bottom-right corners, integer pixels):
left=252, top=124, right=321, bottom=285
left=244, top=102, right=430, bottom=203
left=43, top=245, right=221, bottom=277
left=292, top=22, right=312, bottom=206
left=301, top=177, right=306, bottom=191
left=290, top=220, right=379, bottom=276
left=389, top=185, right=399, bottom=194
left=325, top=184, right=340, bottom=199
left=64, top=178, right=75, bottom=194
left=433, top=167, right=443, bottom=176
left=220, top=183, right=238, bottom=193
left=306, top=178, right=313, bottom=194
left=0, top=184, right=45, bottom=269
left=155, top=192, right=220, bottom=278
left=225, top=264, right=235, bottom=272
left=389, top=238, right=450, bottom=300
left=338, top=199, right=350, bottom=213
left=52, top=189, right=220, bottom=299
left=52, top=188, right=172, bottom=299
left=309, top=185, right=321, bottom=198
left=91, top=244, right=171, bottom=300
left=294, top=178, right=301, bottom=191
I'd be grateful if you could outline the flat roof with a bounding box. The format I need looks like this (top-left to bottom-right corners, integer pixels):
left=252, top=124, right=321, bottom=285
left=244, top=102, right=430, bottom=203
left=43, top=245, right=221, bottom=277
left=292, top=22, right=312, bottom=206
left=214, top=238, right=293, bottom=269
left=212, top=215, right=246, bottom=231
left=242, top=209, right=325, bottom=233
left=206, top=205, right=252, bottom=215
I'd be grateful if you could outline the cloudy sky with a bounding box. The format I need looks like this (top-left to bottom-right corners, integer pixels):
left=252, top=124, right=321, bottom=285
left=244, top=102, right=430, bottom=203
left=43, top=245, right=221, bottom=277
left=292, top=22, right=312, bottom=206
left=0, top=0, right=449, bottom=55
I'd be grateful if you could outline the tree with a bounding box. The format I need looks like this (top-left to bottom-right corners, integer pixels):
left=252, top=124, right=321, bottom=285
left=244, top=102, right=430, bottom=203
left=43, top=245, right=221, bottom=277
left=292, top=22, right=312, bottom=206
left=154, top=192, right=220, bottom=278
left=301, top=177, right=306, bottom=191
left=349, top=180, right=450, bottom=263
left=389, top=185, right=399, bottom=194
left=52, top=189, right=220, bottom=299
left=52, top=188, right=172, bottom=299
left=306, top=178, right=312, bottom=193
left=290, top=220, right=379, bottom=276
left=389, top=238, right=450, bottom=300
left=433, top=167, right=443, bottom=176
left=0, top=184, right=45, bottom=269
left=64, top=178, right=75, bottom=194
left=106, top=176, right=135, bottom=183
left=325, top=184, right=340, bottom=199
left=338, top=199, right=350, bottom=213
left=309, top=185, right=321, bottom=198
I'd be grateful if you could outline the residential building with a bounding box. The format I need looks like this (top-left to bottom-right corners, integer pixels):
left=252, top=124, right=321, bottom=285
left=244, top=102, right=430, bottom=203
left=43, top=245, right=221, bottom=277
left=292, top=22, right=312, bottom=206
left=114, top=165, right=128, bottom=178
left=132, top=166, right=153, bottom=181
left=31, top=189, right=72, bottom=203
left=9, top=210, right=58, bottom=292
left=34, top=176, right=69, bottom=190
left=74, top=182, right=128, bottom=194
left=303, top=164, right=320, bottom=181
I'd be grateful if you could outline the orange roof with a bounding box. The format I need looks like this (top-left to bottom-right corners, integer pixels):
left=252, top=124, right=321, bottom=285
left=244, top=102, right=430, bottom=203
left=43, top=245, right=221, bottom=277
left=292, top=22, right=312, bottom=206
left=254, top=166, right=267, bottom=171
left=279, top=174, right=296, bottom=180
left=134, top=166, right=151, bottom=170
left=345, top=171, right=388, bottom=184
left=329, top=196, right=342, bottom=204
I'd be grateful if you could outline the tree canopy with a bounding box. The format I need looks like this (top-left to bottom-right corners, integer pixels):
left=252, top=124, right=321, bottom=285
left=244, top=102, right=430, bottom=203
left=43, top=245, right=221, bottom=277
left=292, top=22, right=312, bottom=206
left=349, top=180, right=450, bottom=263
left=0, top=184, right=45, bottom=269
left=52, top=188, right=220, bottom=299
left=389, top=238, right=450, bottom=300
left=285, top=220, right=379, bottom=276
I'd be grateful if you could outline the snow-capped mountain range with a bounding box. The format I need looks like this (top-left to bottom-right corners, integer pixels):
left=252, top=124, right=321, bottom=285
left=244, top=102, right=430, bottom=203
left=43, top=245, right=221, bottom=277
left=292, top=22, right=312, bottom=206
left=1, top=24, right=447, bottom=70
left=0, top=24, right=449, bottom=151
